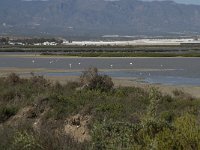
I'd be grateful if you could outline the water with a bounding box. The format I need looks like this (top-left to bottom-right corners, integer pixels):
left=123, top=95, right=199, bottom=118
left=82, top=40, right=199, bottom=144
left=0, top=52, right=200, bottom=86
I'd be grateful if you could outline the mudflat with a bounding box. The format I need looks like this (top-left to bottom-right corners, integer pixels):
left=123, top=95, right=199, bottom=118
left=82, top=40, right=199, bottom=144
left=45, top=75, right=200, bottom=98
left=1, top=64, right=200, bottom=98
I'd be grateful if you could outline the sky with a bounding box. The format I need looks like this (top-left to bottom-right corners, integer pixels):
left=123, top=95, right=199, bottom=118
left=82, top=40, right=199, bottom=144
left=143, top=0, right=200, bottom=5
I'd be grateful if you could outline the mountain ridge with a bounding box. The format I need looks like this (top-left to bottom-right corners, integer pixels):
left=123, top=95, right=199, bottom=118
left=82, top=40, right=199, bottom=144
left=1, top=0, right=200, bottom=37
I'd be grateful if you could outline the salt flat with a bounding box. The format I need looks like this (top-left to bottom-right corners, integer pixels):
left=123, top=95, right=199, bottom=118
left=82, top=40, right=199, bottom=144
left=63, top=38, right=200, bottom=46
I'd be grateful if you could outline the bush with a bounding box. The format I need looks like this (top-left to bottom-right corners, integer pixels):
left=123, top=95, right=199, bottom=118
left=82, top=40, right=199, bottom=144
left=0, top=127, right=14, bottom=150
left=155, top=114, right=200, bottom=150
left=0, top=71, right=200, bottom=149
left=92, top=121, right=140, bottom=149
left=146, top=88, right=161, bottom=119
left=29, top=75, right=51, bottom=88
left=65, top=81, right=81, bottom=90
left=7, top=73, right=21, bottom=85
left=80, top=67, right=114, bottom=92
left=173, top=89, right=194, bottom=101
left=12, top=131, right=43, bottom=150
left=0, top=106, right=18, bottom=123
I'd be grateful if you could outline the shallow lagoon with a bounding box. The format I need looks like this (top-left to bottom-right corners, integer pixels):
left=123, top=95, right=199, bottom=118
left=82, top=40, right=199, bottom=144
left=0, top=53, right=200, bottom=85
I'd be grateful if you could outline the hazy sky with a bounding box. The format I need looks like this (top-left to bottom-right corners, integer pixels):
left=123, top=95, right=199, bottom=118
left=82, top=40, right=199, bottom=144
left=143, top=0, right=200, bottom=5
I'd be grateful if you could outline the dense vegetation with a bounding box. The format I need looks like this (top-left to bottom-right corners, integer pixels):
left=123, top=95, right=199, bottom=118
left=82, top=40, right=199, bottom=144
left=1, top=43, right=200, bottom=58
left=0, top=37, right=9, bottom=45
left=1, top=44, right=200, bottom=54
left=0, top=69, right=200, bottom=150
left=42, top=52, right=200, bottom=57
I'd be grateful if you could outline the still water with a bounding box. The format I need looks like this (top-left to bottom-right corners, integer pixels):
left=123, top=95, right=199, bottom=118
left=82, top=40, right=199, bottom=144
left=0, top=53, right=200, bottom=86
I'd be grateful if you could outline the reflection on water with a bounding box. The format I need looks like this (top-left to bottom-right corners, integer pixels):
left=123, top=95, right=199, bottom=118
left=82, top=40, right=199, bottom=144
left=1, top=53, right=200, bottom=86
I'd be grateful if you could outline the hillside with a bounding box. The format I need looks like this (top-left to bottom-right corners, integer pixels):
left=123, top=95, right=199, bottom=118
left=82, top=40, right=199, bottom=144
left=0, top=70, right=200, bottom=149
left=1, top=0, right=200, bottom=36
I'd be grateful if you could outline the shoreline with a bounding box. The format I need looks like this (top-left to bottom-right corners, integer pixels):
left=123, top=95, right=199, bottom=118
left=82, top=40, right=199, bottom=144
left=0, top=67, right=184, bottom=73
left=0, top=67, right=199, bottom=98
left=46, top=75, right=200, bottom=98
left=1, top=54, right=200, bottom=59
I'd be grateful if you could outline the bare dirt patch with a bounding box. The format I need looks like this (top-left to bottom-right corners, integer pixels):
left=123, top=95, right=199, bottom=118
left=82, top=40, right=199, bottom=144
left=64, top=114, right=91, bottom=143
left=6, top=106, right=33, bottom=126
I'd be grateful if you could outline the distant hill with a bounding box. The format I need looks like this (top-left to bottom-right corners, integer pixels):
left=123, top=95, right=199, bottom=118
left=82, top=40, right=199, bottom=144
left=1, top=0, right=200, bottom=37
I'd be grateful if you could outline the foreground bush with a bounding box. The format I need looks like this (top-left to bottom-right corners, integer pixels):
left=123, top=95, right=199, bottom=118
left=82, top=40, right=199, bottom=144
left=0, top=73, right=199, bottom=150
left=80, top=67, right=114, bottom=92
left=91, top=89, right=200, bottom=150
left=12, top=131, right=43, bottom=150
left=0, top=106, right=18, bottom=123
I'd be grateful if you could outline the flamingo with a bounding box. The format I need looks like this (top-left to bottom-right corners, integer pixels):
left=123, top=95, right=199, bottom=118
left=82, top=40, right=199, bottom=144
left=110, top=64, right=113, bottom=68
left=69, top=63, right=72, bottom=69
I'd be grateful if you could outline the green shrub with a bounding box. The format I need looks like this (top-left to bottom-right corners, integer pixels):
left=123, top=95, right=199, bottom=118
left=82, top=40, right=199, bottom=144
left=96, top=102, right=124, bottom=120
left=0, top=106, right=18, bottom=123
left=0, top=89, right=17, bottom=102
left=159, top=111, right=175, bottom=123
left=48, top=94, right=78, bottom=119
left=146, top=88, right=161, bottom=119
left=0, top=71, right=200, bottom=149
left=155, top=114, right=200, bottom=150
left=92, top=121, right=141, bottom=149
left=0, top=127, right=15, bottom=149
left=173, top=114, right=200, bottom=149
left=12, top=131, right=43, bottom=150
